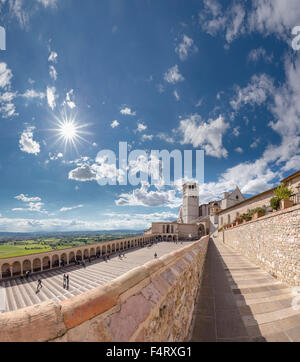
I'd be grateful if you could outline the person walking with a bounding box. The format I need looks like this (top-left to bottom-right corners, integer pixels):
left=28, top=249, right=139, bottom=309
left=63, top=274, right=67, bottom=289
left=154, top=252, right=158, bottom=259
left=36, top=279, right=42, bottom=293
left=66, top=274, right=69, bottom=290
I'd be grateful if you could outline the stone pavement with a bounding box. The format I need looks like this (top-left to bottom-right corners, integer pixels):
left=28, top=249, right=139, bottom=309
left=189, top=239, right=300, bottom=342
left=0, top=241, right=191, bottom=313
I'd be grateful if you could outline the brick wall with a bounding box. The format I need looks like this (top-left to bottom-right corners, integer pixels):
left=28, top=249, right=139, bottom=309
left=217, top=205, right=300, bottom=286
left=0, top=236, right=209, bottom=342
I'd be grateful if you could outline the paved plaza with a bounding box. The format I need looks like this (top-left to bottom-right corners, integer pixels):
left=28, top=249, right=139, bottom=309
left=189, top=239, right=300, bottom=342
left=0, top=241, right=191, bottom=313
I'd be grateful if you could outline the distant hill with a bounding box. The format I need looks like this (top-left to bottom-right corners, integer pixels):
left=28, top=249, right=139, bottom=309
left=0, top=230, right=143, bottom=242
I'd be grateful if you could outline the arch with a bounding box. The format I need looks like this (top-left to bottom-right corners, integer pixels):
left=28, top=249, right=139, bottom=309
left=116, top=243, right=119, bottom=252
left=102, top=245, right=106, bottom=255
left=96, top=247, right=100, bottom=256
left=60, top=253, right=67, bottom=265
left=128, top=241, right=130, bottom=248
left=1, top=263, right=10, bottom=278
left=120, top=242, right=123, bottom=250
left=198, top=224, right=205, bottom=238
left=168, top=235, right=172, bottom=241
left=43, top=256, right=50, bottom=270
left=90, top=248, right=95, bottom=258
left=12, top=261, right=21, bottom=276
left=173, top=235, right=177, bottom=241
left=83, top=249, right=89, bottom=259
left=107, top=245, right=111, bottom=254
left=23, top=260, right=31, bottom=273
left=131, top=240, right=134, bottom=247
left=76, top=250, right=82, bottom=261
left=33, top=258, right=41, bottom=272
left=52, top=254, right=59, bottom=268
left=111, top=244, right=115, bottom=253
left=69, top=251, right=75, bottom=263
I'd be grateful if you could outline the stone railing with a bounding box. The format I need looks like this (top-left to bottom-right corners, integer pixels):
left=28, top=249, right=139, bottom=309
left=0, top=235, right=210, bottom=342
left=217, top=204, right=300, bottom=286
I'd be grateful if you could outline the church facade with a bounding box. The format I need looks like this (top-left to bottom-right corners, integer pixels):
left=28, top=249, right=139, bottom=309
left=144, top=182, right=245, bottom=241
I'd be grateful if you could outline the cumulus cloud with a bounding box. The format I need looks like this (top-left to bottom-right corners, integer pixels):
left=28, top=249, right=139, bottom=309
left=136, top=122, right=147, bottom=133
left=164, top=65, right=184, bottom=84
left=63, top=89, right=76, bottom=109
left=230, top=74, right=274, bottom=111
left=175, top=34, right=197, bottom=61
left=178, top=114, right=229, bottom=158
left=48, top=50, right=58, bottom=63
left=15, top=194, right=42, bottom=202
left=120, top=107, right=136, bottom=116
left=46, top=86, right=57, bottom=109
left=68, top=164, right=97, bottom=182
left=199, top=0, right=300, bottom=45
left=19, top=127, right=40, bottom=155
left=0, top=62, right=13, bottom=89
left=115, top=182, right=182, bottom=208
left=174, top=90, right=180, bottom=101
left=111, top=120, right=120, bottom=128
left=49, top=65, right=57, bottom=81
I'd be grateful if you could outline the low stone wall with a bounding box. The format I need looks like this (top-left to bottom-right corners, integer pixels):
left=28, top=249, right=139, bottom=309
left=217, top=205, right=300, bottom=286
left=0, top=236, right=209, bottom=342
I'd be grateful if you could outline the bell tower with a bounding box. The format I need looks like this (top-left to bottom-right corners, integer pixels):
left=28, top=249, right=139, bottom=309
left=182, top=182, right=199, bottom=224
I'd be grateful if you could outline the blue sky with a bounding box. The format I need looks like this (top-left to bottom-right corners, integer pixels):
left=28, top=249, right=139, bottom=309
left=0, top=0, right=300, bottom=232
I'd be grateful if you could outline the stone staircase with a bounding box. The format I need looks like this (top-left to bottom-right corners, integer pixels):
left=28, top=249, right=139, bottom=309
left=0, top=242, right=190, bottom=313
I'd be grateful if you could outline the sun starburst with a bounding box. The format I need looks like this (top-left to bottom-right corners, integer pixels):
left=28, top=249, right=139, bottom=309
left=49, top=111, right=91, bottom=152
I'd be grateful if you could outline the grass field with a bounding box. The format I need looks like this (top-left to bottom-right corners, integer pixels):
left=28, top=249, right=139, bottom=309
left=0, top=244, right=52, bottom=258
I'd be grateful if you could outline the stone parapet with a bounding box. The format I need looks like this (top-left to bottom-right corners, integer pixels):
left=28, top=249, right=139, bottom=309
left=0, top=236, right=209, bottom=342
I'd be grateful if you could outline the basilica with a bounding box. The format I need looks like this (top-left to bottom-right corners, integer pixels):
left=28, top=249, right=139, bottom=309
left=144, top=181, right=245, bottom=241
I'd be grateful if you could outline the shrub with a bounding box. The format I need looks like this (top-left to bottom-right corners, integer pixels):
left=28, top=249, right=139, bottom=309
left=270, top=196, right=280, bottom=210
left=274, top=184, right=293, bottom=201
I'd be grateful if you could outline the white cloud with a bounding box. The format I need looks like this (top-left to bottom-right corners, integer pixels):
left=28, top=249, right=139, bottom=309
left=164, top=65, right=184, bottom=84
left=142, top=134, right=153, bottom=141
left=49, top=152, right=63, bottom=161
left=19, top=127, right=40, bottom=155
left=111, top=120, right=120, bottom=128
left=15, top=194, right=42, bottom=203
left=136, top=122, right=147, bottom=133
left=22, top=89, right=45, bottom=99
left=63, top=89, right=76, bottom=109
left=178, top=114, right=229, bottom=158
left=174, top=90, right=180, bottom=101
left=68, top=164, right=97, bottom=182
left=49, top=65, right=57, bottom=81
left=37, top=0, right=57, bottom=8
left=199, top=0, right=245, bottom=44
left=115, top=182, right=182, bottom=208
left=175, top=34, right=197, bottom=61
left=235, top=147, right=243, bottom=153
left=60, top=205, right=83, bottom=212
left=233, top=127, right=240, bottom=137
left=248, top=47, right=273, bottom=63
left=230, top=74, right=274, bottom=111
left=120, top=107, right=136, bottom=116
left=46, top=86, right=57, bottom=110
left=0, top=63, right=13, bottom=89
left=48, top=50, right=58, bottom=63
left=0, top=102, right=17, bottom=118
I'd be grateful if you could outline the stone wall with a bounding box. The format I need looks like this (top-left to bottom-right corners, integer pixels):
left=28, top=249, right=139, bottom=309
left=0, top=236, right=209, bottom=342
left=217, top=205, right=300, bottom=286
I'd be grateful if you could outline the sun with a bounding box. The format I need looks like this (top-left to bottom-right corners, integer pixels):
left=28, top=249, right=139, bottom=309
left=59, top=121, right=78, bottom=141
left=49, top=111, right=91, bottom=151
